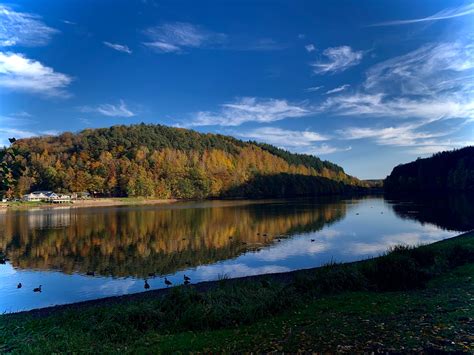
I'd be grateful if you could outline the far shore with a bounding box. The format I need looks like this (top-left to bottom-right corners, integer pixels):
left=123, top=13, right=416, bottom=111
left=0, top=197, right=179, bottom=211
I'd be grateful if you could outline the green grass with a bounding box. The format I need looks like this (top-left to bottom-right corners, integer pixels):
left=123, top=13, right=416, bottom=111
left=1, top=232, right=473, bottom=353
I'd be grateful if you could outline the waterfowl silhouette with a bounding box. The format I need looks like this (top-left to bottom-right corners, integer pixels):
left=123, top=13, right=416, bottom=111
left=144, top=280, right=150, bottom=289
left=86, top=271, right=95, bottom=276
left=17, top=283, right=22, bottom=289
left=356, top=213, right=359, bottom=215
left=164, top=278, right=172, bottom=287
left=184, top=279, right=190, bottom=285
left=148, top=272, right=156, bottom=277
left=33, top=285, right=42, bottom=293
left=184, top=275, right=191, bottom=282
left=311, top=239, right=315, bottom=242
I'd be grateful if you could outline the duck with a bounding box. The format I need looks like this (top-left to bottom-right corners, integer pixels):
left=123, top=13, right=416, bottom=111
left=148, top=272, right=156, bottom=277
left=17, top=283, right=22, bottom=289
left=86, top=271, right=95, bottom=276
left=184, top=279, right=190, bottom=285
left=164, top=277, right=172, bottom=287
left=144, top=280, right=150, bottom=289
left=184, top=275, right=191, bottom=282
left=33, top=285, right=42, bottom=293
left=311, top=239, right=315, bottom=242
left=356, top=213, right=359, bottom=215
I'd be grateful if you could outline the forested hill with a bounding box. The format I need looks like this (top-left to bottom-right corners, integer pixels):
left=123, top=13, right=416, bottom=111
left=0, top=123, right=364, bottom=199
left=385, top=146, right=474, bottom=193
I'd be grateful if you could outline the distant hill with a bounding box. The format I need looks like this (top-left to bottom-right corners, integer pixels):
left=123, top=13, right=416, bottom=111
left=0, top=123, right=364, bottom=199
left=385, top=147, right=474, bottom=193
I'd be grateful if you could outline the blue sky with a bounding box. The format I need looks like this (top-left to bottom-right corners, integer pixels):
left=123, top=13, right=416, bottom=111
left=0, top=0, right=473, bottom=178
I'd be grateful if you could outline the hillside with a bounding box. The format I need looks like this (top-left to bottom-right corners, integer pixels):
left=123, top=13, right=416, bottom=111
left=385, top=146, right=474, bottom=193
left=0, top=124, right=363, bottom=199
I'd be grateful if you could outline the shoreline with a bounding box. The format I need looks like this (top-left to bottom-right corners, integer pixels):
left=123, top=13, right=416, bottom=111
left=8, top=230, right=473, bottom=317
left=0, top=197, right=180, bottom=212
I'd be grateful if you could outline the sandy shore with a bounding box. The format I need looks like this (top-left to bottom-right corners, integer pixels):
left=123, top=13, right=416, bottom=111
left=0, top=198, right=179, bottom=211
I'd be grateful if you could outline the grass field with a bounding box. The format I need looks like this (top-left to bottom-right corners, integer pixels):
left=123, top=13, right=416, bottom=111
left=1, top=232, right=473, bottom=353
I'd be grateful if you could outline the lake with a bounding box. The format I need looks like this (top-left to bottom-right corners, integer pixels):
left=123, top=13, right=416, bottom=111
left=1, top=195, right=472, bottom=313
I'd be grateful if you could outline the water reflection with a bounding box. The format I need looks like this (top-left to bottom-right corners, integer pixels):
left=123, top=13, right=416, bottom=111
left=0, top=199, right=346, bottom=278
left=389, top=193, right=474, bottom=231
left=0, top=195, right=471, bottom=313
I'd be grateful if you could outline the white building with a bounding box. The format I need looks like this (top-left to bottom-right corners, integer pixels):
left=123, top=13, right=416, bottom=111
left=22, top=191, right=71, bottom=203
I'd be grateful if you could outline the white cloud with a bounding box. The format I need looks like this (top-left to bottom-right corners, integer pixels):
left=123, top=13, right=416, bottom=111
left=369, top=3, right=474, bottom=26
left=0, top=51, right=72, bottom=97
left=311, top=46, right=364, bottom=74
left=190, top=97, right=310, bottom=126
left=0, top=128, right=35, bottom=146
left=103, top=41, right=132, bottom=54
left=325, top=84, right=350, bottom=95
left=364, top=42, right=474, bottom=96
left=237, top=127, right=328, bottom=148
left=143, top=22, right=226, bottom=53
left=305, top=86, right=323, bottom=92
left=323, top=41, right=474, bottom=121
left=338, top=123, right=472, bottom=152
left=304, top=144, right=352, bottom=155
left=0, top=4, right=58, bottom=47
left=80, top=100, right=135, bottom=117
left=305, top=44, right=316, bottom=52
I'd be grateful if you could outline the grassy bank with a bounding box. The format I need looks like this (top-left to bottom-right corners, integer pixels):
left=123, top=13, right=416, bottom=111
left=1, top=232, right=473, bottom=353
left=0, top=197, right=179, bottom=211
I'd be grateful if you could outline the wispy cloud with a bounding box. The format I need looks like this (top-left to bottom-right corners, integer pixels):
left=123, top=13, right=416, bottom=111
left=80, top=100, right=135, bottom=117
left=237, top=126, right=328, bottom=147
left=324, top=41, right=474, bottom=120
left=0, top=4, right=58, bottom=47
left=369, top=3, right=474, bottom=26
left=338, top=123, right=472, bottom=153
left=190, top=97, right=310, bottom=126
left=0, top=127, right=35, bottom=146
left=305, top=44, right=316, bottom=52
left=143, top=22, right=226, bottom=53
left=325, top=84, right=350, bottom=95
left=236, top=127, right=351, bottom=156
left=0, top=51, right=72, bottom=97
left=311, top=46, right=364, bottom=74
left=103, top=41, right=132, bottom=54
left=62, top=20, right=76, bottom=25
left=304, top=144, right=352, bottom=155
left=305, top=86, right=324, bottom=93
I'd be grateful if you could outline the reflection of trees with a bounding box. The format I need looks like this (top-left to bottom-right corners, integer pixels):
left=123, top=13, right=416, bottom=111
left=0, top=200, right=347, bottom=277
left=389, top=194, right=474, bottom=232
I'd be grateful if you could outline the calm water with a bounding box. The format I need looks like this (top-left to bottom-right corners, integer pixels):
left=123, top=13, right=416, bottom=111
left=1, top=195, right=472, bottom=313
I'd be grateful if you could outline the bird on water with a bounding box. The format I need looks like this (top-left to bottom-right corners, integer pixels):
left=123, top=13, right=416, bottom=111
left=184, top=275, right=191, bottom=282
left=164, top=277, right=172, bottom=287
left=144, top=280, right=150, bottom=289
left=17, top=283, right=22, bottom=289
left=33, top=285, right=42, bottom=293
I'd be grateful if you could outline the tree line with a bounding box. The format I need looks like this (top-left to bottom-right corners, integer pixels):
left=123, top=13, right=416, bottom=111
left=385, top=146, right=474, bottom=193
left=0, top=123, right=364, bottom=199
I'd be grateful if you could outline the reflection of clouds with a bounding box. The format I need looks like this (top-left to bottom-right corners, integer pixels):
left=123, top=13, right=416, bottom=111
left=317, top=228, right=341, bottom=238
left=349, top=228, right=454, bottom=255
left=0, top=263, right=17, bottom=277
left=256, top=237, right=329, bottom=262
left=96, top=279, right=137, bottom=295
left=196, top=263, right=290, bottom=279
